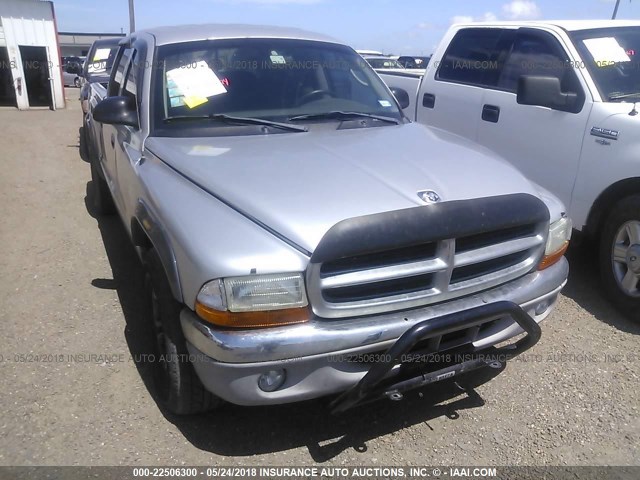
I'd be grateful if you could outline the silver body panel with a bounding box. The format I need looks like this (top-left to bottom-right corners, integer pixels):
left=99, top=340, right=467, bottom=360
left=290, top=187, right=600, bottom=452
left=182, top=259, right=568, bottom=405
left=145, top=124, right=558, bottom=256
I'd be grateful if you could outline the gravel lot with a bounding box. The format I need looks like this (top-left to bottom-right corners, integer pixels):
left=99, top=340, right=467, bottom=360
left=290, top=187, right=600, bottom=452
left=0, top=92, right=638, bottom=467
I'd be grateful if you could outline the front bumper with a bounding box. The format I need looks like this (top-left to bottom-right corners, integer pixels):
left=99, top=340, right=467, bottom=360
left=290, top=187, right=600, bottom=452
left=181, top=258, right=568, bottom=406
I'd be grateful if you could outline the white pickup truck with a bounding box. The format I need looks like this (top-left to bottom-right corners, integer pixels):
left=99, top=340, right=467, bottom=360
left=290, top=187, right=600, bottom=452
left=380, top=20, right=640, bottom=319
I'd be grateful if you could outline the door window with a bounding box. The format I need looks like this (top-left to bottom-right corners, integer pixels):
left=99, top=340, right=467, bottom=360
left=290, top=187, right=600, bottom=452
left=436, top=28, right=503, bottom=86
left=109, top=47, right=133, bottom=97
left=499, top=32, right=567, bottom=90
left=497, top=31, right=585, bottom=111
left=122, top=51, right=137, bottom=100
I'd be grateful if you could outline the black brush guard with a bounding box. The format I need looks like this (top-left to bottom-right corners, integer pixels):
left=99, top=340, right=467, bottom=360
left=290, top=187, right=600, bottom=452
left=329, top=301, right=541, bottom=414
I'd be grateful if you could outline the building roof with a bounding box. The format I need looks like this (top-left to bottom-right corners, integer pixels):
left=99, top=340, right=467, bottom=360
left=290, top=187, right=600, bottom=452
left=59, top=31, right=126, bottom=37
left=58, top=32, right=125, bottom=47
left=136, top=23, right=341, bottom=46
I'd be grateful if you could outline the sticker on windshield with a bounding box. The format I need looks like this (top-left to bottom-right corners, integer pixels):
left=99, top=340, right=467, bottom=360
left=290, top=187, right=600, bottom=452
left=269, top=50, right=286, bottom=65
left=583, top=37, right=631, bottom=66
left=378, top=100, right=393, bottom=108
left=93, top=48, right=111, bottom=62
left=167, top=79, right=185, bottom=107
left=270, top=55, right=286, bottom=64
left=166, top=61, right=228, bottom=109
left=88, top=49, right=111, bottom=73
left=87, top=63, right=103, bottom=73
left=170, top=96, right=186, bottom=108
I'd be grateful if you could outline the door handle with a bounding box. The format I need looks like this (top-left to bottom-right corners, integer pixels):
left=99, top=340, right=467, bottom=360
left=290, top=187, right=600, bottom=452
left=423, top=93, right=436, bottom=109
left=482, top=105, right=500, bottom=123
left=110, top=134, right=115, bottom=147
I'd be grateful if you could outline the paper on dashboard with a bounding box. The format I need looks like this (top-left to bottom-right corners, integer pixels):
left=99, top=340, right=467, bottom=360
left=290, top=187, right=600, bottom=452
left=583, top=37, right=631, bottom=65
left=166, top=61, right=228, bottom=108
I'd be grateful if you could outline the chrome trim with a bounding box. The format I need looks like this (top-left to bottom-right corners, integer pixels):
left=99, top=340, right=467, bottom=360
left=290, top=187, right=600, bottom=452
left=181, top=258, right=568, bottom=364
left=590, top=126, right=619, bottom=141
left=320, top=257, right=447, bottom=289
left=306, top=225, right=546, bottom=319
left=449, top=257, right=537, bottom=292
left=453, top=235, right=542, bottom=267
left=185, top=276, right=566, bottom=406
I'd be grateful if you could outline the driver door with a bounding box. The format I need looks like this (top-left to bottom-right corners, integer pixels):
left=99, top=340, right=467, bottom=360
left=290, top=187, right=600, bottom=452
left=100, top=47, right=134, bottom=212
left=476, top=28, right=592, bottom=210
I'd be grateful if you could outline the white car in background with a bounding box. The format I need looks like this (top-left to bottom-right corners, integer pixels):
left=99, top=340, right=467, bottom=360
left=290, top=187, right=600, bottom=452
left=363, top=55, right=408, bottom=74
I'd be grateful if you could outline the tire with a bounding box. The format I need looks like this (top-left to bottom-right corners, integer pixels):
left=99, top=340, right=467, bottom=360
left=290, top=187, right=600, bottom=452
left=79, top=125, right=90, bottom=163
left=89, top=160, right=116, bottom=216
left=599, top=194, right=640, bottom=321
left=143, top=249, right=221, bottom=415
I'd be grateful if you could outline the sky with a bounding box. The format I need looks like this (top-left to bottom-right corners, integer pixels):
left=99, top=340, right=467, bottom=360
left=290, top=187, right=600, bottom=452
left=53, top=0, right=639, bottom=55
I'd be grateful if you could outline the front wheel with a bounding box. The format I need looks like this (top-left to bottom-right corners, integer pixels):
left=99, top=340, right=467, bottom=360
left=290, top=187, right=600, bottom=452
left=599, top=195, right=640, bottom=320
left=144, top=249, right=221, bottom=415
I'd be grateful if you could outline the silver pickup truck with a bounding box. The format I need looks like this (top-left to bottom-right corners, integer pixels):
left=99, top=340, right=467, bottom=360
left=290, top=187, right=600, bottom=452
left=84, top=24, right=571, bottom=415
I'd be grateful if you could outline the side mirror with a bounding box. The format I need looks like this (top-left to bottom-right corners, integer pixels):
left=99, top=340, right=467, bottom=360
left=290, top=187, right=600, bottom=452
left=390, top=87, right=411, bottom=110
left=93, top=96, right=139, bottom=129
left=517, top=76, right=578, bottom=113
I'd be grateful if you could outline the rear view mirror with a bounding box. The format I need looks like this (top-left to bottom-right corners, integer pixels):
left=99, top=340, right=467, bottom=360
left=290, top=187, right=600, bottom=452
left=517, top=76, right=579, bottom=113
left=390, top=87, right=411, bottom=110
left=93, top=96, right=139, bottom=129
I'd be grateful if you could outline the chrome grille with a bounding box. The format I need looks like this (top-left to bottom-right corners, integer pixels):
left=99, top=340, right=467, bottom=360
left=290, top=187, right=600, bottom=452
left=307, top=223, right=546, bottom=319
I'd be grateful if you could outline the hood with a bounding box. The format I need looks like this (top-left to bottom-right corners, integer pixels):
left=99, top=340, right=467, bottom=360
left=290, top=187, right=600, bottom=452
left=145, top=123, right=542, bottom=254
left=595, top=102, right=640, bottom=131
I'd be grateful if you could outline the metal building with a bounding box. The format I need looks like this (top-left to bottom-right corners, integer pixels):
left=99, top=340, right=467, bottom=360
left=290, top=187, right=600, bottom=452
left=58, top=31, right=125, bottom=57
left=0, top=0, right=65, bottom=110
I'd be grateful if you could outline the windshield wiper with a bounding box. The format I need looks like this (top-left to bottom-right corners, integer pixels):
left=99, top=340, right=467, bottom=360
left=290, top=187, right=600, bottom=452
left=288, top=111, right=400, bottom=125
left=163, top=114, right=308, bottom=132
left=608, top=92, right=640, bottom=101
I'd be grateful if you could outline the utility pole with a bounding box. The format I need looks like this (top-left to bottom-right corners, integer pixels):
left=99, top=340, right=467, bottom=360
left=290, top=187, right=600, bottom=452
left=612, top=0, right=621, bottom=19
left=128, top=0, right=136, bottom=33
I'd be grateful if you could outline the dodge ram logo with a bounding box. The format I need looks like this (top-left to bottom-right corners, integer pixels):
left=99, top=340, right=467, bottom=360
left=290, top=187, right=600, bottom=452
left=417, top=190, right=441, bottom=204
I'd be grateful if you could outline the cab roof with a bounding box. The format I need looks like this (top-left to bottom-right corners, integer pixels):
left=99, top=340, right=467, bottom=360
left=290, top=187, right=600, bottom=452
left=452, top=20, right=640, bottom=32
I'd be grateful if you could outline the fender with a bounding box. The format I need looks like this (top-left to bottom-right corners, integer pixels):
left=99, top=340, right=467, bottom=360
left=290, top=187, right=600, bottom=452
left=134, top=199, right=183, bottom=302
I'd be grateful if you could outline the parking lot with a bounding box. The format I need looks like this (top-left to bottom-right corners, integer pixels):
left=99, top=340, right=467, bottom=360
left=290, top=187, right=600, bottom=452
left=0, top=91, right=638, bottom=467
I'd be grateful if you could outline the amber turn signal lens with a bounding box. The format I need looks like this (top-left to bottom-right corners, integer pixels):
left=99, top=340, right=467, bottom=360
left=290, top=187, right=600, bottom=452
left=195, top=303, right=310, bottom=329
left=538, top=241, right=569, bottom=270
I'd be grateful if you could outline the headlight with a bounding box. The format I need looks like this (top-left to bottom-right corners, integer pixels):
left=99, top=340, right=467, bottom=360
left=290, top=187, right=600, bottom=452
left=195, top=273, right=309, bottom=328
left=539, top=217, right=572, bottom=270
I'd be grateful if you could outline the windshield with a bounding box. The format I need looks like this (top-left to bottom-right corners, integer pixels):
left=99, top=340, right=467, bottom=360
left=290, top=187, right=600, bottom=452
left=152, top=38, right=403, bottom=133
left=87, top=46, right=119, bottom=75
left=366, top=58, right=405, bottom=69
left=571, top=27, right=640, bottom=101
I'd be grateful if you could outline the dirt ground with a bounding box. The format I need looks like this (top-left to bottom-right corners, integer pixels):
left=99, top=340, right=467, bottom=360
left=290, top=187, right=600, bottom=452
left=0, top=90, right=638, bottom=467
